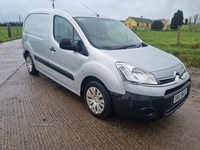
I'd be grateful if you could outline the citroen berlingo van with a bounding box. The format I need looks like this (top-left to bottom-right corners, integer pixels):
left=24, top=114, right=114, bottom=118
left=22, top=9, right=191, bottom=120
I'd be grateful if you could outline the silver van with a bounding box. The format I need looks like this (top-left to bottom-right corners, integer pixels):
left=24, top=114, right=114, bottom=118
left=22, top=9, right=191, bottom=120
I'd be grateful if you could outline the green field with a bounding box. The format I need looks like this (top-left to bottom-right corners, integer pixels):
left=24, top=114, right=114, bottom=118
left=0, top=26, right=22, bottom=43
left=134, top=29, right=200, bottom=68
left=0, top=25, right=199, bottom=67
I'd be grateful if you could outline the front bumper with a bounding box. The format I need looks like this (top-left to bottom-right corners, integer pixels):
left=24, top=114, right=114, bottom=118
left=110, top=79, right=191, bottom=120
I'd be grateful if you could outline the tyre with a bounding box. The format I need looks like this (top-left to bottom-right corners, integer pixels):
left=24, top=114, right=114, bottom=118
left=25, top=53, right=39, bottom=75
left=84, top=81, right=113, bottom=119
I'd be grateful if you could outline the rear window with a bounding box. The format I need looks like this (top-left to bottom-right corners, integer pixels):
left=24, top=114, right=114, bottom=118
left=24, top=13, right=50, bottom=37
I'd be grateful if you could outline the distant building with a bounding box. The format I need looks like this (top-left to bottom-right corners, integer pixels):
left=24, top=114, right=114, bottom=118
left=124, top=16, right=167, bottom=30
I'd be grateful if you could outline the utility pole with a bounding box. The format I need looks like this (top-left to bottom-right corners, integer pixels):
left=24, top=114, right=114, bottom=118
left=19, top=14, right=21, bottom=22
left=51, top=0, right=56, bottom=9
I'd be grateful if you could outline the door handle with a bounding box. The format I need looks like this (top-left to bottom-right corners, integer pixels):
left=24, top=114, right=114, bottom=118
left=50, top=47, right=56, bottom=52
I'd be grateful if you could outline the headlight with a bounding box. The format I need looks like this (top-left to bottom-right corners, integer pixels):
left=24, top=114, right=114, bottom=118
left=116, top=62, right=157, bottom=85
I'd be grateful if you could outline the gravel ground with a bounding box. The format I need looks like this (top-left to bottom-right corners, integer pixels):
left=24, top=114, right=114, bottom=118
left=0, top=40, right=200, bottom=150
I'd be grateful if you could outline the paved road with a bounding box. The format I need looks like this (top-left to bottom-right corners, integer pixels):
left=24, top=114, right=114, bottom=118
left=0, top=40, right=200, bottom=150
left=0, top=39, right=24, bottom=86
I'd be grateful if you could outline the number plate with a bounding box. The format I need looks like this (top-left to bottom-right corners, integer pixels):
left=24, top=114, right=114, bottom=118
left=173, top=88, right=188, bottom=103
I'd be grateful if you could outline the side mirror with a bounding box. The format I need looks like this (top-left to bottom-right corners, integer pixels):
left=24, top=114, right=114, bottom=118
left=59, top=38, right=77, bottom=51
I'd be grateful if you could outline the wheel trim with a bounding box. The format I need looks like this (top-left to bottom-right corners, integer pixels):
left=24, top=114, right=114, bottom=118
left=26, top=56, right=33, bottom=72
left=86, top=87, right=105, bottom=114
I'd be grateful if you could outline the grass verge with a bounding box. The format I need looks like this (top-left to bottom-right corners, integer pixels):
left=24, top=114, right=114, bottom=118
left=135, top=30, right=200, bottom=68
left=0, top=26, right=22, bottom=43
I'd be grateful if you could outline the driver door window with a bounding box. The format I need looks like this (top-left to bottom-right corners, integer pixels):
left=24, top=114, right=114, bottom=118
left=53, top=15, right=80, bottom=45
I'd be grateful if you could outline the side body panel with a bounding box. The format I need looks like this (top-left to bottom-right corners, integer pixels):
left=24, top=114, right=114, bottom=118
left=23, top=13, right=51, bottom=75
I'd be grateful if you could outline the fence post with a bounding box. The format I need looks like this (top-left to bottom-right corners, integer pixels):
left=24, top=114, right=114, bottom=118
left=177, top=26, right=180, bottom=45
left=16, top=25, right=19, bottom=36
left=7, top=24, right=12, bottom=38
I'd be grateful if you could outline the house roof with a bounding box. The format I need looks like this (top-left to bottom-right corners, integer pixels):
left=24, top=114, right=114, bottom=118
left=130, top=17, right=152, bottom=23
left=153, top=19, right=166, bottom=21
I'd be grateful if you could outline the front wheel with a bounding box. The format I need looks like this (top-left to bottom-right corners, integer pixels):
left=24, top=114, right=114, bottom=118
left=84, top=81, right=113, bottom=119
left=25, top=53, right=39, bottom=75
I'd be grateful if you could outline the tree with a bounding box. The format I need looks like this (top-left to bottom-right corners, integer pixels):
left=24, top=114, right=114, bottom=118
left=188, top=16, right=192, bottom=24
left=193, top=14, right=200, bottom=25
left=151, top=20, right=164, bottom=30
left=185, top=18, right=188, bottom=25
left=189, top=14, right=200, bottom=31
left=170, top=10, right=184, bottom=29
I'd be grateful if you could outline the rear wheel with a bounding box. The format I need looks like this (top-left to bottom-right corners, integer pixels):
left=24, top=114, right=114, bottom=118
left=84, top=81, right=113, bottom=119
left=25, top=53, right=39, bottom=75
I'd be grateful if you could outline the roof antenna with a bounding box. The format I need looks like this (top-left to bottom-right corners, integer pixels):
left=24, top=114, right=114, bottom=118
left=79, top=0, right=99, bottom=17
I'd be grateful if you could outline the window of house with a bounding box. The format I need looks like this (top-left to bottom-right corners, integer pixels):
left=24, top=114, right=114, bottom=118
left=137, top=23, right=139, bottom=26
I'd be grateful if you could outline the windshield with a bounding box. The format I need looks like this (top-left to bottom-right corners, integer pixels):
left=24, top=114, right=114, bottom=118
left=74, top=17, right=142, bottom=50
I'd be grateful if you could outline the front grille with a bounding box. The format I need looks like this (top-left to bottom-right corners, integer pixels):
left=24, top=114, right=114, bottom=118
left=158, top=77, right=176, bottom=84
left=157, top=68, right=186, bottom=85
left=164, top=94, right=187, bottom=116
left=165, top=80, right=190, bottom=95
left=163, top=78, right=191, bottom=116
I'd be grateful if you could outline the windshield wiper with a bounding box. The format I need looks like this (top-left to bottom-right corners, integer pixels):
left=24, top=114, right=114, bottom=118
left=136, top=42, right=143, bottom=48
left=116, top=44, right=137, bottom=49
left=99, top=46, right=114, bottom=50
left=137, top=42, right=148, bottom=48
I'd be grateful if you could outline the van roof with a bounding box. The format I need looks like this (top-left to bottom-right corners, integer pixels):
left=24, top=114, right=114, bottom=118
left=26, top=8, right=100, bottom=18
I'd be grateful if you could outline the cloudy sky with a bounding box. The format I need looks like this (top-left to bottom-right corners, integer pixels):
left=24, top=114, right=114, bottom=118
left=0, top=0, right=199, bottom=22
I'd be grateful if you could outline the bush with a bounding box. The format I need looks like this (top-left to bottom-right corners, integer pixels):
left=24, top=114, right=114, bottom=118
left=151, top=21, right=164, bottom=30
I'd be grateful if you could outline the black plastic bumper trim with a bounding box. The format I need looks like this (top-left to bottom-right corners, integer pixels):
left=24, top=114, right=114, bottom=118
left=110, top=80, right=191, bottom=120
